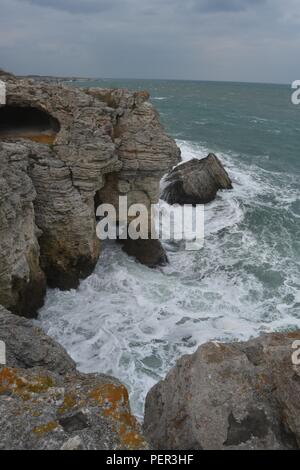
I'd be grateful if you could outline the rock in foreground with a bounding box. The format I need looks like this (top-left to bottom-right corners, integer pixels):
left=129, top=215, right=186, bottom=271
left=144, top=331, right=300, bottom=450
left=0, top=306, right=147, bottom=450
left=161, top=154, right=232, bottom=205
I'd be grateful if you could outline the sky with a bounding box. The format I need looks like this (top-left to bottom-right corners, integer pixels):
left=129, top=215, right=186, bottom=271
left=0, top=0, right=299, bottom=83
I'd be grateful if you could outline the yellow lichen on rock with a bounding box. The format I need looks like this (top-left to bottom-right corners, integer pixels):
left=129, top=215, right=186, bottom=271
left=32, top=421, right=58, bottom=437
left=57, top=393, right=77, bottom=414
left=89, top=383, right=129, bottom=414
left=0, top=367, right=54, bottom=400
left=89, top=382, right=147, bottom=449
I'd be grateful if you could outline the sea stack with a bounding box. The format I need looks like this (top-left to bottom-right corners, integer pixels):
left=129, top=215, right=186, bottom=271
left=161, top=154, right=233, bottom=205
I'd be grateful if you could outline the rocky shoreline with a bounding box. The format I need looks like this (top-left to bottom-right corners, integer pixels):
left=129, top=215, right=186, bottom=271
left=0, top=73, right=299, bottom=450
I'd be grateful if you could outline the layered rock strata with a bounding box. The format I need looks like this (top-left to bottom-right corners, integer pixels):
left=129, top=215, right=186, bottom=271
left=0, top=75, right=180, bottom=315
left=0, top=142, right=46, bottom=317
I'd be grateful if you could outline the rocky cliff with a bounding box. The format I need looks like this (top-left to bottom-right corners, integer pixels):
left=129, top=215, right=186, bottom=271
left=0, top=75, right=180, bottom=317
left=0, top=142, right=46, bottom=317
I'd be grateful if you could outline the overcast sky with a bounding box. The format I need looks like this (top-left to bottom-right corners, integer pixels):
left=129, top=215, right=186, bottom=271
left=0, top=0, right=299, bottom=83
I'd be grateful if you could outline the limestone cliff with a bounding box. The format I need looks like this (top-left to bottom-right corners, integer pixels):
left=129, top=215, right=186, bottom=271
left=0, top=75, right=180, bottom=316
left=0, top=142, right=46, bottom=317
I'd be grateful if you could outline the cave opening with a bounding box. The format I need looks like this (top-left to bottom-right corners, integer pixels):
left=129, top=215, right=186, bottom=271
left=0, top=105, right=60, bottom=144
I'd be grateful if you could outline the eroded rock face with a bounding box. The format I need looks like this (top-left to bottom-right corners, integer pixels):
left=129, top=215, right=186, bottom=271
left=161, top=154, right=232, bottom=205
left=2, top=78, right=122, bottom=291
left=0, top=77, right=179, bottom=310
left=0, top=305, right=147, bottom=450
left=144, top=331, right=300, bottom=450
left=88, top=87, right=181, bottom=247
left=0, top=142, right=46, bottom=317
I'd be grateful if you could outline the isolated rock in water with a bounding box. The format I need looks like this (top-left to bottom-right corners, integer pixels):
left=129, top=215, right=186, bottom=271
left=0, top=142, right=46, bottom=317
left=144, top=331, right=300, bottom=450
left=120, top=239, right=168, bottom=268
left=161, top=154, right=233, bottom=205
left=0, top=306, right=75, bottom=373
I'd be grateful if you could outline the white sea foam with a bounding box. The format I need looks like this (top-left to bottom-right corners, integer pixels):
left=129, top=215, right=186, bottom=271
left=38, top=139, right=300, bottom=419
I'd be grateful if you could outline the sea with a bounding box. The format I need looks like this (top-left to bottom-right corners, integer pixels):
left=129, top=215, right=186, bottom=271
left=38, top=79, right=300, bottom=419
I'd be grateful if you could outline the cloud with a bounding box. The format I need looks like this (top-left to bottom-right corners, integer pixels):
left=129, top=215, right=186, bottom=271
left=23, top=0, right=267, bottom=15
left=23, top=0, right=117, bottom=14
left=1, top=0, right=299, bottom=83
left=193, top=0, right=266, bottom=14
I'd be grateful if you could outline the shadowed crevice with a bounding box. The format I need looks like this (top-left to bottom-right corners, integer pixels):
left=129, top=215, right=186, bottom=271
left=0, top=105, right=60, bottom=144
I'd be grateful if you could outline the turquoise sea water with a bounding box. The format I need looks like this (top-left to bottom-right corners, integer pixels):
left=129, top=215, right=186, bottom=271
left=39, top=80, right=300, bottom=418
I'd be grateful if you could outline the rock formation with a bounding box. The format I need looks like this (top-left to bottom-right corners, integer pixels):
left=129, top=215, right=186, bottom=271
left=118, top=239, right=169, bottom=268
left=0, top=69, right=14, bottom=80
left=87, top=87, right=181, bottom=264
left=0, top=75, right=180, bottom=316
left=0, top=142, right=46, bottom=317
left=144, top=331, right=300, bottom=450
left=0, top=305, right=75, bottom=373
left=0, top=306, right=147, bottom=450
left=161, top=154, right=232, bottom=205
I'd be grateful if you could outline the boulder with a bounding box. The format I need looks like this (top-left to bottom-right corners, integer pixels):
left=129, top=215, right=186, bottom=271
left=144, top=331, right=300, bottom=450
left=161, top=154, right=233, bottom=205
left=0, top=306, right=75, bottom=373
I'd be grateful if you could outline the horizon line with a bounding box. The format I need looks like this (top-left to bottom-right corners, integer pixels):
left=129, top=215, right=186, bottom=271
left=17, top=74, right=290, bottom=87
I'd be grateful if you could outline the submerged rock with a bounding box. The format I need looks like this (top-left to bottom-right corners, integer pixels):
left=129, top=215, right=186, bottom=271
left=120, top=239, right=168, bottom=268
left=144, top=331, right=300, bottom=450
left=0, top=305, right=148, bottom=450
left=161, top=154, right=233, bottom=205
